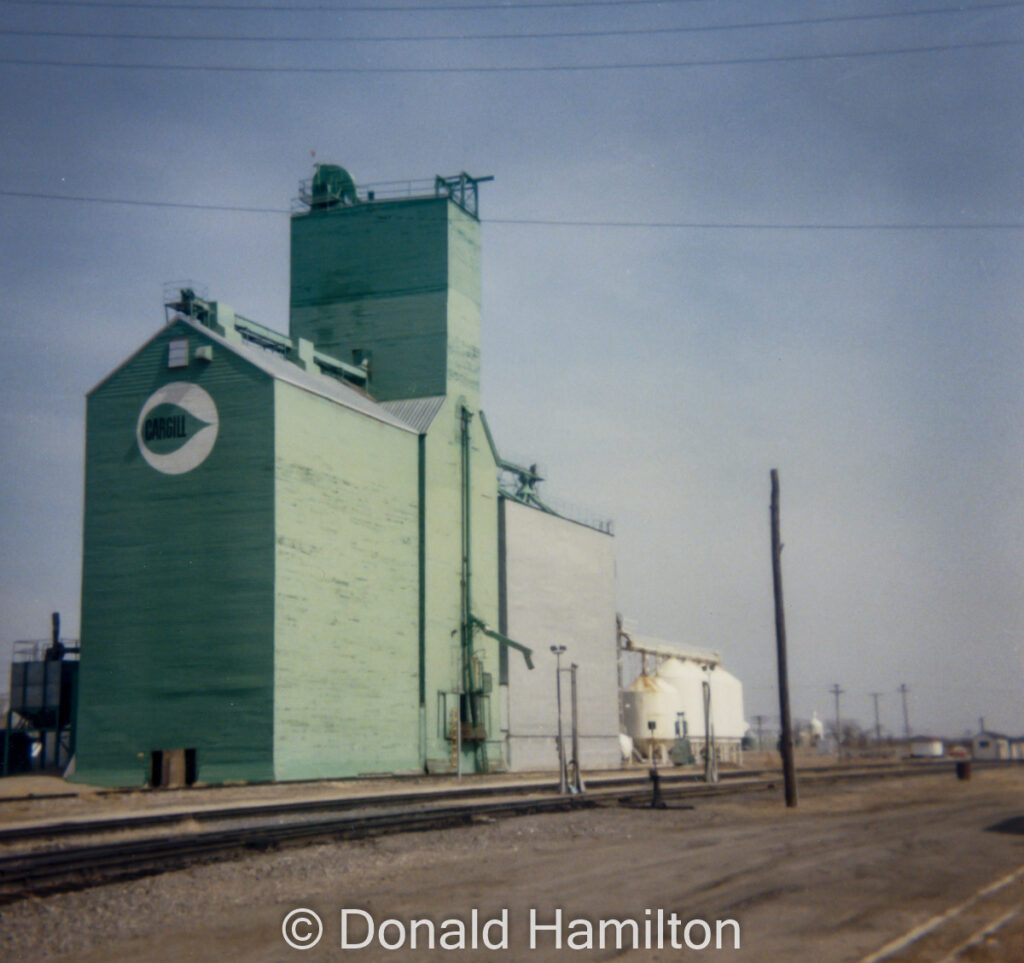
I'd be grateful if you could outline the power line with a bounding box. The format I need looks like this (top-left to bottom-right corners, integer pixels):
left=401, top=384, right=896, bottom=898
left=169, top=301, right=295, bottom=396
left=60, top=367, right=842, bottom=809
left=0, top=189, right=289, bottom=214
left=1, top=37, right=1020, bottom=73
left=0, top=0, right=728, bottom=12
left=5, top=3, right=1021, bottom=45
left=488, top=217, right=1024, bottom=230
left=3, top=188, right=1023, bottom=230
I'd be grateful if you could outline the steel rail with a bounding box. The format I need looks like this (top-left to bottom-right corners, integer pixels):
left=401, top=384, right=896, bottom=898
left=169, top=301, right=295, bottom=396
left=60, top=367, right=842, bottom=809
left=0, top=760, right=947, bottom=847
left=0, top=760, right=999, bottom=904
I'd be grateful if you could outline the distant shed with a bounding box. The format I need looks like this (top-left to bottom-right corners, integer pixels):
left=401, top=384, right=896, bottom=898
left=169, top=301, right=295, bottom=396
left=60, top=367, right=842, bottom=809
left=972, top=731, right=1011, bottom=760
left=909, top=736, right=944, bottom=758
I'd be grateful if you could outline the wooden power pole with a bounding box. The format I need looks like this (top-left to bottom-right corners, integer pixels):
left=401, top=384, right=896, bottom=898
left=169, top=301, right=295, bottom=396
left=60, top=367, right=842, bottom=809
left=831, top=683, right=845, bottom=761
left=871, top=692, right=883, bottom=743
left=770, top=469, right=798, bottom=808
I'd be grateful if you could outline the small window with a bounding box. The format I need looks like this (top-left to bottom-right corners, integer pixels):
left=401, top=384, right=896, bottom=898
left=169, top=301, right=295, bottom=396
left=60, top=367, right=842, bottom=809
left=168, top=338, right=189, bottom=368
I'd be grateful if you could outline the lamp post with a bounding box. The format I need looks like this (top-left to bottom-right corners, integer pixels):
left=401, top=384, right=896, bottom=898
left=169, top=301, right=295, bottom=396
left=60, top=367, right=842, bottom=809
left=551, top=645, right=568, bottom=794
left=570, top=662, right=583, bottom=793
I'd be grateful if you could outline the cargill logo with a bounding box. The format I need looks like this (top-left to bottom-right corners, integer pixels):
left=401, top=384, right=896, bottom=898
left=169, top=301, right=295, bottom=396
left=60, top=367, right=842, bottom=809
left=136, top=382, right=219, bottom=475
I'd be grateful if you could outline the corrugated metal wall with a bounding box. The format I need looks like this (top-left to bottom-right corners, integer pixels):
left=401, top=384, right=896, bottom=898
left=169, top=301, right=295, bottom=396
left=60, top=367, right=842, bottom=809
left=501, top=498, right=621, bottom=771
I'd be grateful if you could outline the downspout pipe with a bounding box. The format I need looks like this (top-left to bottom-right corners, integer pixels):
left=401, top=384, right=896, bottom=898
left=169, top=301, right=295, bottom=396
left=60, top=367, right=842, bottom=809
left=459, top=403, right=486, bottom=772
left=460, top=405, right=475, bottom=713
left=418, top=433, right=427, bottom=768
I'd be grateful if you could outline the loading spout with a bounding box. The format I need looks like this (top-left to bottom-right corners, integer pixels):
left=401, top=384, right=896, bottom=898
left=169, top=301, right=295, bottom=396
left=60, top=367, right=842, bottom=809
left=470, top=615, right=534, bottom=670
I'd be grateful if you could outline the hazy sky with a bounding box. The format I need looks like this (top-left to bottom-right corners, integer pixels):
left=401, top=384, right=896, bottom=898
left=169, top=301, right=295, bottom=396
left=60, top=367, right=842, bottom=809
left=1, top=0, right=1022, bottom=740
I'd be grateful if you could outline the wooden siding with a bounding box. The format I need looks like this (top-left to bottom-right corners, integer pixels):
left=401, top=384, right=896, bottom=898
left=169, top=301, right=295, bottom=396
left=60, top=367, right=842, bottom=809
left=289, top=198, right=482, bottom=407
left=272, top=382, right=421, bottom=779
left=76, top=321, right=276, bottom=787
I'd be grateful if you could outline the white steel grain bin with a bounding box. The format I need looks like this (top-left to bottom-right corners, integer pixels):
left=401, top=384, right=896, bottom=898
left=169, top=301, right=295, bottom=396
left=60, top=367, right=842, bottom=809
left=655, top=657, right=708, bottom=739
left=710, top=667, right=746, bottom=742
left=622, top=674, right=678, bottom=762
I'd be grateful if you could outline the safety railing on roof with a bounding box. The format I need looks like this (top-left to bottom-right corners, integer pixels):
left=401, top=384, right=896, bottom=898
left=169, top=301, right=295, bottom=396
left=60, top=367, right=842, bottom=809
left=293, top=173, right=491, bottom=218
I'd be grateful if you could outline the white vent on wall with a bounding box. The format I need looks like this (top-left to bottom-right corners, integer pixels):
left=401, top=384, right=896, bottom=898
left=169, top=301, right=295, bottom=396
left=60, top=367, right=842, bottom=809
left=168, top=339, right=188, bottom=368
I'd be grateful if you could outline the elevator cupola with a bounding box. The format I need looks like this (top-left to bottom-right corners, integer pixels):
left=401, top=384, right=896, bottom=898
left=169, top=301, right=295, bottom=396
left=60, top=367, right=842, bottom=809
left=289, top=167, right=491, bottom=405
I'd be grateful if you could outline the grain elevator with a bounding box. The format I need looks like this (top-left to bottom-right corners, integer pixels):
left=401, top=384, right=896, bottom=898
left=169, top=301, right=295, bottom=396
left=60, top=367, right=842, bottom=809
left=74, top=167, right=619, bottom=787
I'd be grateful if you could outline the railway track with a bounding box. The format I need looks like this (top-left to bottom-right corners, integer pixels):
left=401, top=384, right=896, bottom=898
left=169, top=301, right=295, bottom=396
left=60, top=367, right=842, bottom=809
left=0, top=760, right=991, bottom=905
left=859, top=863, right=1024, bottom=963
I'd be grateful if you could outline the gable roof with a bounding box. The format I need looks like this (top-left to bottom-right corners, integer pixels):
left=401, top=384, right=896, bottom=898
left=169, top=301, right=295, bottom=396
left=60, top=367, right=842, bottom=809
left=188, top=319, right=418, bottom=433
left=91, top=317, right=421, bottom=435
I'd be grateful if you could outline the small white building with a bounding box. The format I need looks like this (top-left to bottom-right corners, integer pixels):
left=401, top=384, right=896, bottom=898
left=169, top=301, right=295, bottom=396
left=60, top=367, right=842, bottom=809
left=909, top=736, right=945, bottom=758
left=972, top=731, right=1011, bottom=760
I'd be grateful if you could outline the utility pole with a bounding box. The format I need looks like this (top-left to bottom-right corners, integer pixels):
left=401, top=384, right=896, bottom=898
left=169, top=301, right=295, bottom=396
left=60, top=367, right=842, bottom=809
left=871, top=692, right=883, bottom=743
left=770, top=469, right=798, bottom=807
left=898, top=683, right=911, bottom=739
left=831, top=684, right=844, bottom=761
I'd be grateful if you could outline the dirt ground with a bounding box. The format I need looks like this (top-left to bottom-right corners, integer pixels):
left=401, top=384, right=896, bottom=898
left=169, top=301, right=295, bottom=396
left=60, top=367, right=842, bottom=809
left=1, top=767, right=1022, bottom=962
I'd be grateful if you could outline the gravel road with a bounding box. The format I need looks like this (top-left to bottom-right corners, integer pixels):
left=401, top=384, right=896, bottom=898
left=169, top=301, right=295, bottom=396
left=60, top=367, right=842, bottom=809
left=1, top=767, right=1021, bottom=962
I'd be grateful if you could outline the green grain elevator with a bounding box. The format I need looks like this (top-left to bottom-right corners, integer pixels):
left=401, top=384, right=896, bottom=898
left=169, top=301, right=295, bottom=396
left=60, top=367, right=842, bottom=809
left=74, top=168, right=530, bottom=787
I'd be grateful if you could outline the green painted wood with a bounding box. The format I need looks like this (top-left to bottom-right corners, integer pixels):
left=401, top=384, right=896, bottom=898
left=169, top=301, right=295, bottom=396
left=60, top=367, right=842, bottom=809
left=420, top=396, right=501, bottom=772
left=272, top=383, right=421, bottom=778
left=289, top=197, right=481, bottom=407
left=76, top=182, right=506, bottom=784
left=75, top=322, right=276, bottom=787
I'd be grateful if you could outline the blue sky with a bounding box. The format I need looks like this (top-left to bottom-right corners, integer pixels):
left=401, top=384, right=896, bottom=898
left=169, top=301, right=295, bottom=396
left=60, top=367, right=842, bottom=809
left=1, top=0, right=1022, bottom=739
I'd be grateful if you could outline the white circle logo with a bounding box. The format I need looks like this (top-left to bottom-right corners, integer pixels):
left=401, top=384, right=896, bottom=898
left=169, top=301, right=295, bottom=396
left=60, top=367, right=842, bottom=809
left=136, top=382, right=219, bottom=475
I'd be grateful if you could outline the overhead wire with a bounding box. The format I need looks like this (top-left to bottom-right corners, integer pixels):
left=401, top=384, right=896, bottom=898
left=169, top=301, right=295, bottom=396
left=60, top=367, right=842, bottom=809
left=0, top=0, right=740, bottom=12
left=1, top=37, right=1021, bottom=72
left=4, top=3, right=1022, bottom=44
left=2, top=189, right=1022, bottom=230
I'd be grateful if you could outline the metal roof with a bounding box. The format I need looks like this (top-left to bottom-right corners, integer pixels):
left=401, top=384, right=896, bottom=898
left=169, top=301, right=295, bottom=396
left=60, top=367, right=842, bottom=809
left=180, top=318, right=417, bottom=434
left=380, top=396, right=446, bottom=434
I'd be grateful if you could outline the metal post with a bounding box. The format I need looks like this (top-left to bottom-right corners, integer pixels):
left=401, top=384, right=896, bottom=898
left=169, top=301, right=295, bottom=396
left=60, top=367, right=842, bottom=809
left=570, top=663, right=583, bottom=793
left=551, top=645, right=568, bottom=794
left=2, top=702, right=12, bottom=778
left=770, top=469, right=798, bottom=807
left=453, top=688, right=463, bottom=780
left=702, top=673, right=718, bottom=784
